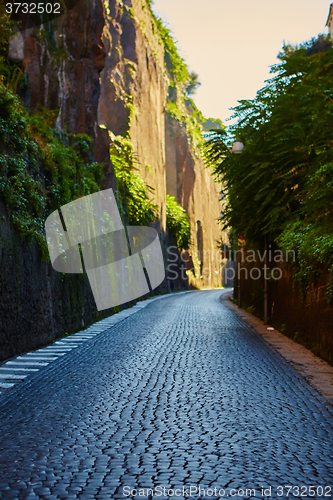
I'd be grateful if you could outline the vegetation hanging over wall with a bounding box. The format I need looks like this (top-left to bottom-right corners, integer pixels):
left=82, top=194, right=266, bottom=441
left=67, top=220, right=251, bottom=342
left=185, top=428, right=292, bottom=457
left=166, top=194, right=191, bottom=250
left=153, top=16, right=189, bottom=86
left=145, top=1, right=223, bottom=152
left=109, top=132, right=159, bottom=226
left=204, top=35, right=333, bottom=300
left=0, top=82, right=104, bottom=255
left=108, top=132, right=192, bottom=251
left=0, top=14, right=104, bottom=256
left=0, top=4, right=208, bottom=258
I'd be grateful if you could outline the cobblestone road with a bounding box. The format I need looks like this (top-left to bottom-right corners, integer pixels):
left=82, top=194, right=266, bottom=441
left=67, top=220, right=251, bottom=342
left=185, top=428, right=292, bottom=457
left=0, top=290, right=332, bottom=500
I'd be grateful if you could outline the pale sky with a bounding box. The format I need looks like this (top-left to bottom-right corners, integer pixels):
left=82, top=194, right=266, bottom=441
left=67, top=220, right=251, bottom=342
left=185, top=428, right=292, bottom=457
left=152, top=0, right=331, bottom=125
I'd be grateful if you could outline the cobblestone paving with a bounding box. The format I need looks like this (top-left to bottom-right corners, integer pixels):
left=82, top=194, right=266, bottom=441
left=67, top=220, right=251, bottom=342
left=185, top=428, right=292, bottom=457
left=0, top=290, right=332, bottom=500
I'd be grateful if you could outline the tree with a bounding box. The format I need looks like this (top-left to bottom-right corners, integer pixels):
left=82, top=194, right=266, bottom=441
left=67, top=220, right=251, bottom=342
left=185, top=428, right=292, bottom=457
left=204, top=35, right=333, bottom=295
left=186, top=71, right=201, bottom=96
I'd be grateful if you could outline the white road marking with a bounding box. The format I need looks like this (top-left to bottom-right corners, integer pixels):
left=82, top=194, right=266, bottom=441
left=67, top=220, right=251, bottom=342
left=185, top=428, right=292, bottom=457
left=43, top=347, right=72, bottom=355
left=44, top=344, right=72, bottom=351
left=6, top=361, right=49, bottom=366
left=54, top=343, right=78, bottom=347
left=20, top=356, right=58, bottom=361
left=0, top=293, right=192, bottom=396
left=0, top=367, right=39, bottom=372
left=35, top=351, right=66, bottom=356
left=61, top=339, right=84, bottom=342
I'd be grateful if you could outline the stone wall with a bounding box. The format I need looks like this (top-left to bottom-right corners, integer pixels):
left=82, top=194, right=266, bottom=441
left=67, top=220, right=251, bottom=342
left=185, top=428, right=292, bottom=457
left=0, top=202, right=102, bottom=361
left=233, top=253, right=333, bottom=366
left=0, top=0, right=224, bottom=360
left=165, top=116, right=222, bottom=289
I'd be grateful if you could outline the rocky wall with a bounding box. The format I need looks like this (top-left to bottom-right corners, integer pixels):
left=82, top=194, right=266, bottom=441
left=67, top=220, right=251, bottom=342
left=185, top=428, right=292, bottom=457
left=97, top=0, right=168, bottom=229
left=1, top=0, right=224, bottom=360
left=9, top=0, right=114, bottom=186
left=165, top=116, right=223, bottom=289
left=0, top=201, right=104, bottom=361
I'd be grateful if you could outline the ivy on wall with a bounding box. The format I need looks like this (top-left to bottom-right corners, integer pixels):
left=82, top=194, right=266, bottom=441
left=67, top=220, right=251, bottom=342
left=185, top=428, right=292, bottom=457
left=0, top=12, right=106, bottom=258
left=0, top=82, right=104, bottom=257
left=0, top=6, right=204, bottom=257
left=166, top=194, right=191, bottom=250
left=143, top=1, right=223, bottom=153
left=109, top=132, right=159, bottom=226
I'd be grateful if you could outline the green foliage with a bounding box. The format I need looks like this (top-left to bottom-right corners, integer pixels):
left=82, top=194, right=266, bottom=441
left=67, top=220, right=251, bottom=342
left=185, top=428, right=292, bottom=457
left=166, top=194, right=191, bottom=250
left=204, top=35, right=333, bottom=298
left=151, top=12, right=210, bottom=151
left=109, top=134, right=192, bottom=250
left=277, top=220, right=333, bottom=300
left=293, top=331, right=300, bottom=342
left=109, top=132, right=158, bottom=226
left=202, top=117, right=224, bottom=131
left=165, top=100, right=184, bottom=122
left=165, top=97, right=206, bottom=153
left=186, top=71, right=201, bottom=96
left=245, top=305, right=256, bottom=315
left=0, top=10, right=15, bottom=58
left=153, top=16, right=189, bottom=85
left=184, top=97, right=206, bottom=151
left=0, top=82, right=104, bottom=256
left=0, top=10, right=26, bottom=94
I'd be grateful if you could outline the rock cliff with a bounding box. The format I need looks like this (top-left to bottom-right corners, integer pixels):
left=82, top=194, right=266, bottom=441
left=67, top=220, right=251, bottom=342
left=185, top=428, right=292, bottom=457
left=0, top=0, right=224, bottom=359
